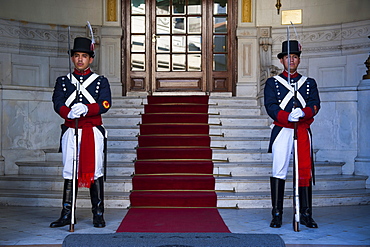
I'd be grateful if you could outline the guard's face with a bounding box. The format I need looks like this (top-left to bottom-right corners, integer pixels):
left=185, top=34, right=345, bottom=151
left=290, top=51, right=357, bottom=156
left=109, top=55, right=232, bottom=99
left=280, top=54, right=300, bottom=73
left=71, top=52, right=94, bottom=71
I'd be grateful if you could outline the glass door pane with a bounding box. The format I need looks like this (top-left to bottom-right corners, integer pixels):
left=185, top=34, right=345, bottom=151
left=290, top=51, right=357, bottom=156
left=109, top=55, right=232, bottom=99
left=131, top=0, right=146, bottom=71
left=212, top=0, right=228, bottom=71
left=154, top=0, right=202, bottom=72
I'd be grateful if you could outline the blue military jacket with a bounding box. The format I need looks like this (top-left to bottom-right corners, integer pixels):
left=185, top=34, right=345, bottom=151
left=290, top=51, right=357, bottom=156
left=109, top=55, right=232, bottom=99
left=264, top=72, right=320, bottom=152
left=52, top=70, right=112, bottom=117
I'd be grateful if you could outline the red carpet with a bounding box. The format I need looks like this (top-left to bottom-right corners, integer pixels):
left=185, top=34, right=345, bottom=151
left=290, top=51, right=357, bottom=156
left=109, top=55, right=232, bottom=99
left=116, top=96, right=230, bottom=233
left=117, top=208, right=229, bottom=232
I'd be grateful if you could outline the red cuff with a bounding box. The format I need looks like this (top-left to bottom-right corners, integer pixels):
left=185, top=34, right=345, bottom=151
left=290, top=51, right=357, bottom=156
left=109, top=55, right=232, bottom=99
left=277, top=110, right=290, bottom=125
left=59, top=105, right=70, bottom=119
left=302, top=107, right=314, bottom=119
left=85, top=103, right=100, bottom=116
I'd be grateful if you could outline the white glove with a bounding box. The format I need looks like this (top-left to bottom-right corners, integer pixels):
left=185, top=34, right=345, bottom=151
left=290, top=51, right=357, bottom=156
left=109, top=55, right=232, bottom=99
left=71, top=103, right=88, bottom=116
left=288, top=108, right=305, bottom=122
left=67, top=110, right=80, bottom=119
left=288, top=115, right=299, bottom=122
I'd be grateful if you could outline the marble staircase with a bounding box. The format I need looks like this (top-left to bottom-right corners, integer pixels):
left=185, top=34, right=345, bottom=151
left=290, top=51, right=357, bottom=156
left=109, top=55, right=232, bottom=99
left=0, top=96, right=369, bottom=209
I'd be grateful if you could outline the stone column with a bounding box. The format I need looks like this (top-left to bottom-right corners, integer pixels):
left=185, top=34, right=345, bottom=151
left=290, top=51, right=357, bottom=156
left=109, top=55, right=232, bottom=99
left=236, top=27, right=259, bottom=97
left=0, top=85, right=4, bottom=175
left=101, top=0, right=123, bottom=97
left=355, top=77, right=370, bottom=188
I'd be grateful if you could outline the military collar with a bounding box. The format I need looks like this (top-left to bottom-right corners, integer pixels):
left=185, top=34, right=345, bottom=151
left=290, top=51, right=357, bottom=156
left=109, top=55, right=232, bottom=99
left=282, top=70, right=299, bottom=78
left=74, top=67, right=92, bottom=76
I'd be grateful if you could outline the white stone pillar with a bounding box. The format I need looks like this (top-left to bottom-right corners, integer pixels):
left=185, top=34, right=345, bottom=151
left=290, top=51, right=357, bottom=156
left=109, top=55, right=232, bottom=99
left=101, top=0, right=122, bottom=97
left=355, top=78, right=370, bottom=188
left=236, top=28, right=259, bottom=97
left=100, top=26, right=122, bottom=97
left=0, top=85, right=4, bottom=175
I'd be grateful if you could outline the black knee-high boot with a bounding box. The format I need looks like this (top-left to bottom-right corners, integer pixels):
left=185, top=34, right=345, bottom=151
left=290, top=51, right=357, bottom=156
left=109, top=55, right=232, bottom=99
left=50, top=179, right=77, bottom=227
left=90, top=176, right=106, bottom=228
left=299, top=186, right=318, bottom=228
left=270, top=177, right=285, bottom=228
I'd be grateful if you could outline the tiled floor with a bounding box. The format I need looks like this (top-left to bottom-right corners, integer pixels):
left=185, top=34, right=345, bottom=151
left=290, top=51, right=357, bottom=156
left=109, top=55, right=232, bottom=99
left=0, top=204, right=369, bottom=246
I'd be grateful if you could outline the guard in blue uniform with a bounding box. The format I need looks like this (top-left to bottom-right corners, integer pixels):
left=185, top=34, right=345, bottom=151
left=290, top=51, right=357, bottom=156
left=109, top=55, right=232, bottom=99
left=50, top=37, right=112, bottom=228
left=264, top=40, right=320, bottom=228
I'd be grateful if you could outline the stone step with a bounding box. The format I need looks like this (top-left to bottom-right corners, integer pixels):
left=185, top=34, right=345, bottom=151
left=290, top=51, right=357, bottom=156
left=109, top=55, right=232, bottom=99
left=104, top=126, right=140, bottom=137
left=216, top=189, right=370, bottom=208
left=43, top=147, right=322, bottom=163
left=210, top=126, right=271, bottom=137
left=0, top=174, right=366, bottom=193
left=16, top=161, right=344, bottom=177
left=213, top=161, right=344, bottom=176
left=111, top=97, right=146, bottom=106
left=106, top=136, right=270, bottom=150
left=103, top=115, right=142, bottom=126
left=209, top=97, right=259, bottom=106
left=107, top=137, right=138, bottom=149
left=214, top=174, right=368, bottom=192
left=209, top=116, right=270, bottom=126
left=211, top=137, right=270, bottom=149
left=110, top=96, right=259, bottom=107
left=0, top=175, right=133, bottom=192
left=43, top=148, right=276, bottom=163
left=212, top=149, right=272, bottom=162
left=101, top=148, right=275, bottom=163
left=16, top=161, right=135, bottom=177
left=107, top=106, right=262, bottom=117
left=104, top=114, right=270, bottom=127
left=0, top=188, right=369, bottom=209
left=0, top=188, right=130, bottom=208
left=209, top=106, right=262, bottom=116
left=105, top=125, right=271, bottom=138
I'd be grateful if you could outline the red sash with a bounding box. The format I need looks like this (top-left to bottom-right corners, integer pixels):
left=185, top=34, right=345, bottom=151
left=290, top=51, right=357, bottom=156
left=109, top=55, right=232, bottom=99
left=297, top=126, right=312, bottom=187
left=65, top=116, right=102, bottom=188
left=78, top=123, right=95, bottom=188
left=274, top=121, right=312, bottom=187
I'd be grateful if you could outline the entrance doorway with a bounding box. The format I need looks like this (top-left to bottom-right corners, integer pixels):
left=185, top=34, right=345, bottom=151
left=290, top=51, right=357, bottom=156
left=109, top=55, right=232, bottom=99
left=123, top=0, right=236, bottom=94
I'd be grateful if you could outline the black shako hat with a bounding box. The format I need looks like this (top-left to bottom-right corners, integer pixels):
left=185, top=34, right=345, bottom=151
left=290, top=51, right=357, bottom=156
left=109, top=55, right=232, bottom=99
left=70, top=37, right=94, bottom=57
left=277, top=40, right=301, bottom=59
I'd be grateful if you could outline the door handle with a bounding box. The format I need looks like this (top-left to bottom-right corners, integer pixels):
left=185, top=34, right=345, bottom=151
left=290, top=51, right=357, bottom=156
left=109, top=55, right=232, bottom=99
left=152, top=34, right=159, bottom=42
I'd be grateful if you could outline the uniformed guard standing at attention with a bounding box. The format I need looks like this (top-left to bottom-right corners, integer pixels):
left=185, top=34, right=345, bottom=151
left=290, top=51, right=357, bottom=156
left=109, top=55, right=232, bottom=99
left=264, top=40, right=320, bottom=228
left=50, top=37, right=111, bottom=228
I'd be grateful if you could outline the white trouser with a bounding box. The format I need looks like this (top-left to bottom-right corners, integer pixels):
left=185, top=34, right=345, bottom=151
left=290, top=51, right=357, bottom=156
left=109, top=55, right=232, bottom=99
left=271, top=127, right=294, bottom=180
left=61, top=127, right=104, bottom=180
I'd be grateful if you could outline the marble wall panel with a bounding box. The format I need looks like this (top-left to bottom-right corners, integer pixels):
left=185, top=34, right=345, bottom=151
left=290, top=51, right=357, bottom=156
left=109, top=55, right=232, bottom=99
left=312, top=89, right=358, bottom=173
left=2, top=90, right=59, bottom=150
left=11, top=54, right=49, bottom=87
left=0, top=53, right=11, bottom=84
left=1, top=87, right=60, bottom=174
left=49, top=57, right=69, bottom=87
left=308, top=56, right=346, bottom=88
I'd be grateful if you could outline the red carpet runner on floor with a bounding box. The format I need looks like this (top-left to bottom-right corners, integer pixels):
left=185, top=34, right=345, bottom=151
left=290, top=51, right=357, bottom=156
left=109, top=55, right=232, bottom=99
left=116, top=96, right=230, bottom=233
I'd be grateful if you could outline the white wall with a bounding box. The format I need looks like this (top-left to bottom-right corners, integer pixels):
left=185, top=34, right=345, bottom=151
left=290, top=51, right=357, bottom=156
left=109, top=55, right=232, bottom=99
left=256, top=0, right=370, bottom=27
left=0, top=0, right=103, bottom=26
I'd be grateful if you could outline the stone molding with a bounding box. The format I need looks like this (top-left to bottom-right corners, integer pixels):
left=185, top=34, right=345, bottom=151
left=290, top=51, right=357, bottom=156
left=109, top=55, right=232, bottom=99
left=0, top=18, right=86, bottom=56
left=271, top=20, right=370, bottom=56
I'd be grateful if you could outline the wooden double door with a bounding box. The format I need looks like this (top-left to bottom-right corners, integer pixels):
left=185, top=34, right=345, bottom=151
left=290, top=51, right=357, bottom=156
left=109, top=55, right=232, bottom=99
left=123, top=0, right=236, bottom=94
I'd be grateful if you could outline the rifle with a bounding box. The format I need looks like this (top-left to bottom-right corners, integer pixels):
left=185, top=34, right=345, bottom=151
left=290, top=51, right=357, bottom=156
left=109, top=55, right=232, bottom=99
left=287, top=24, right=300, bottom=232
left=68, top=26, right=79, bottom=232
